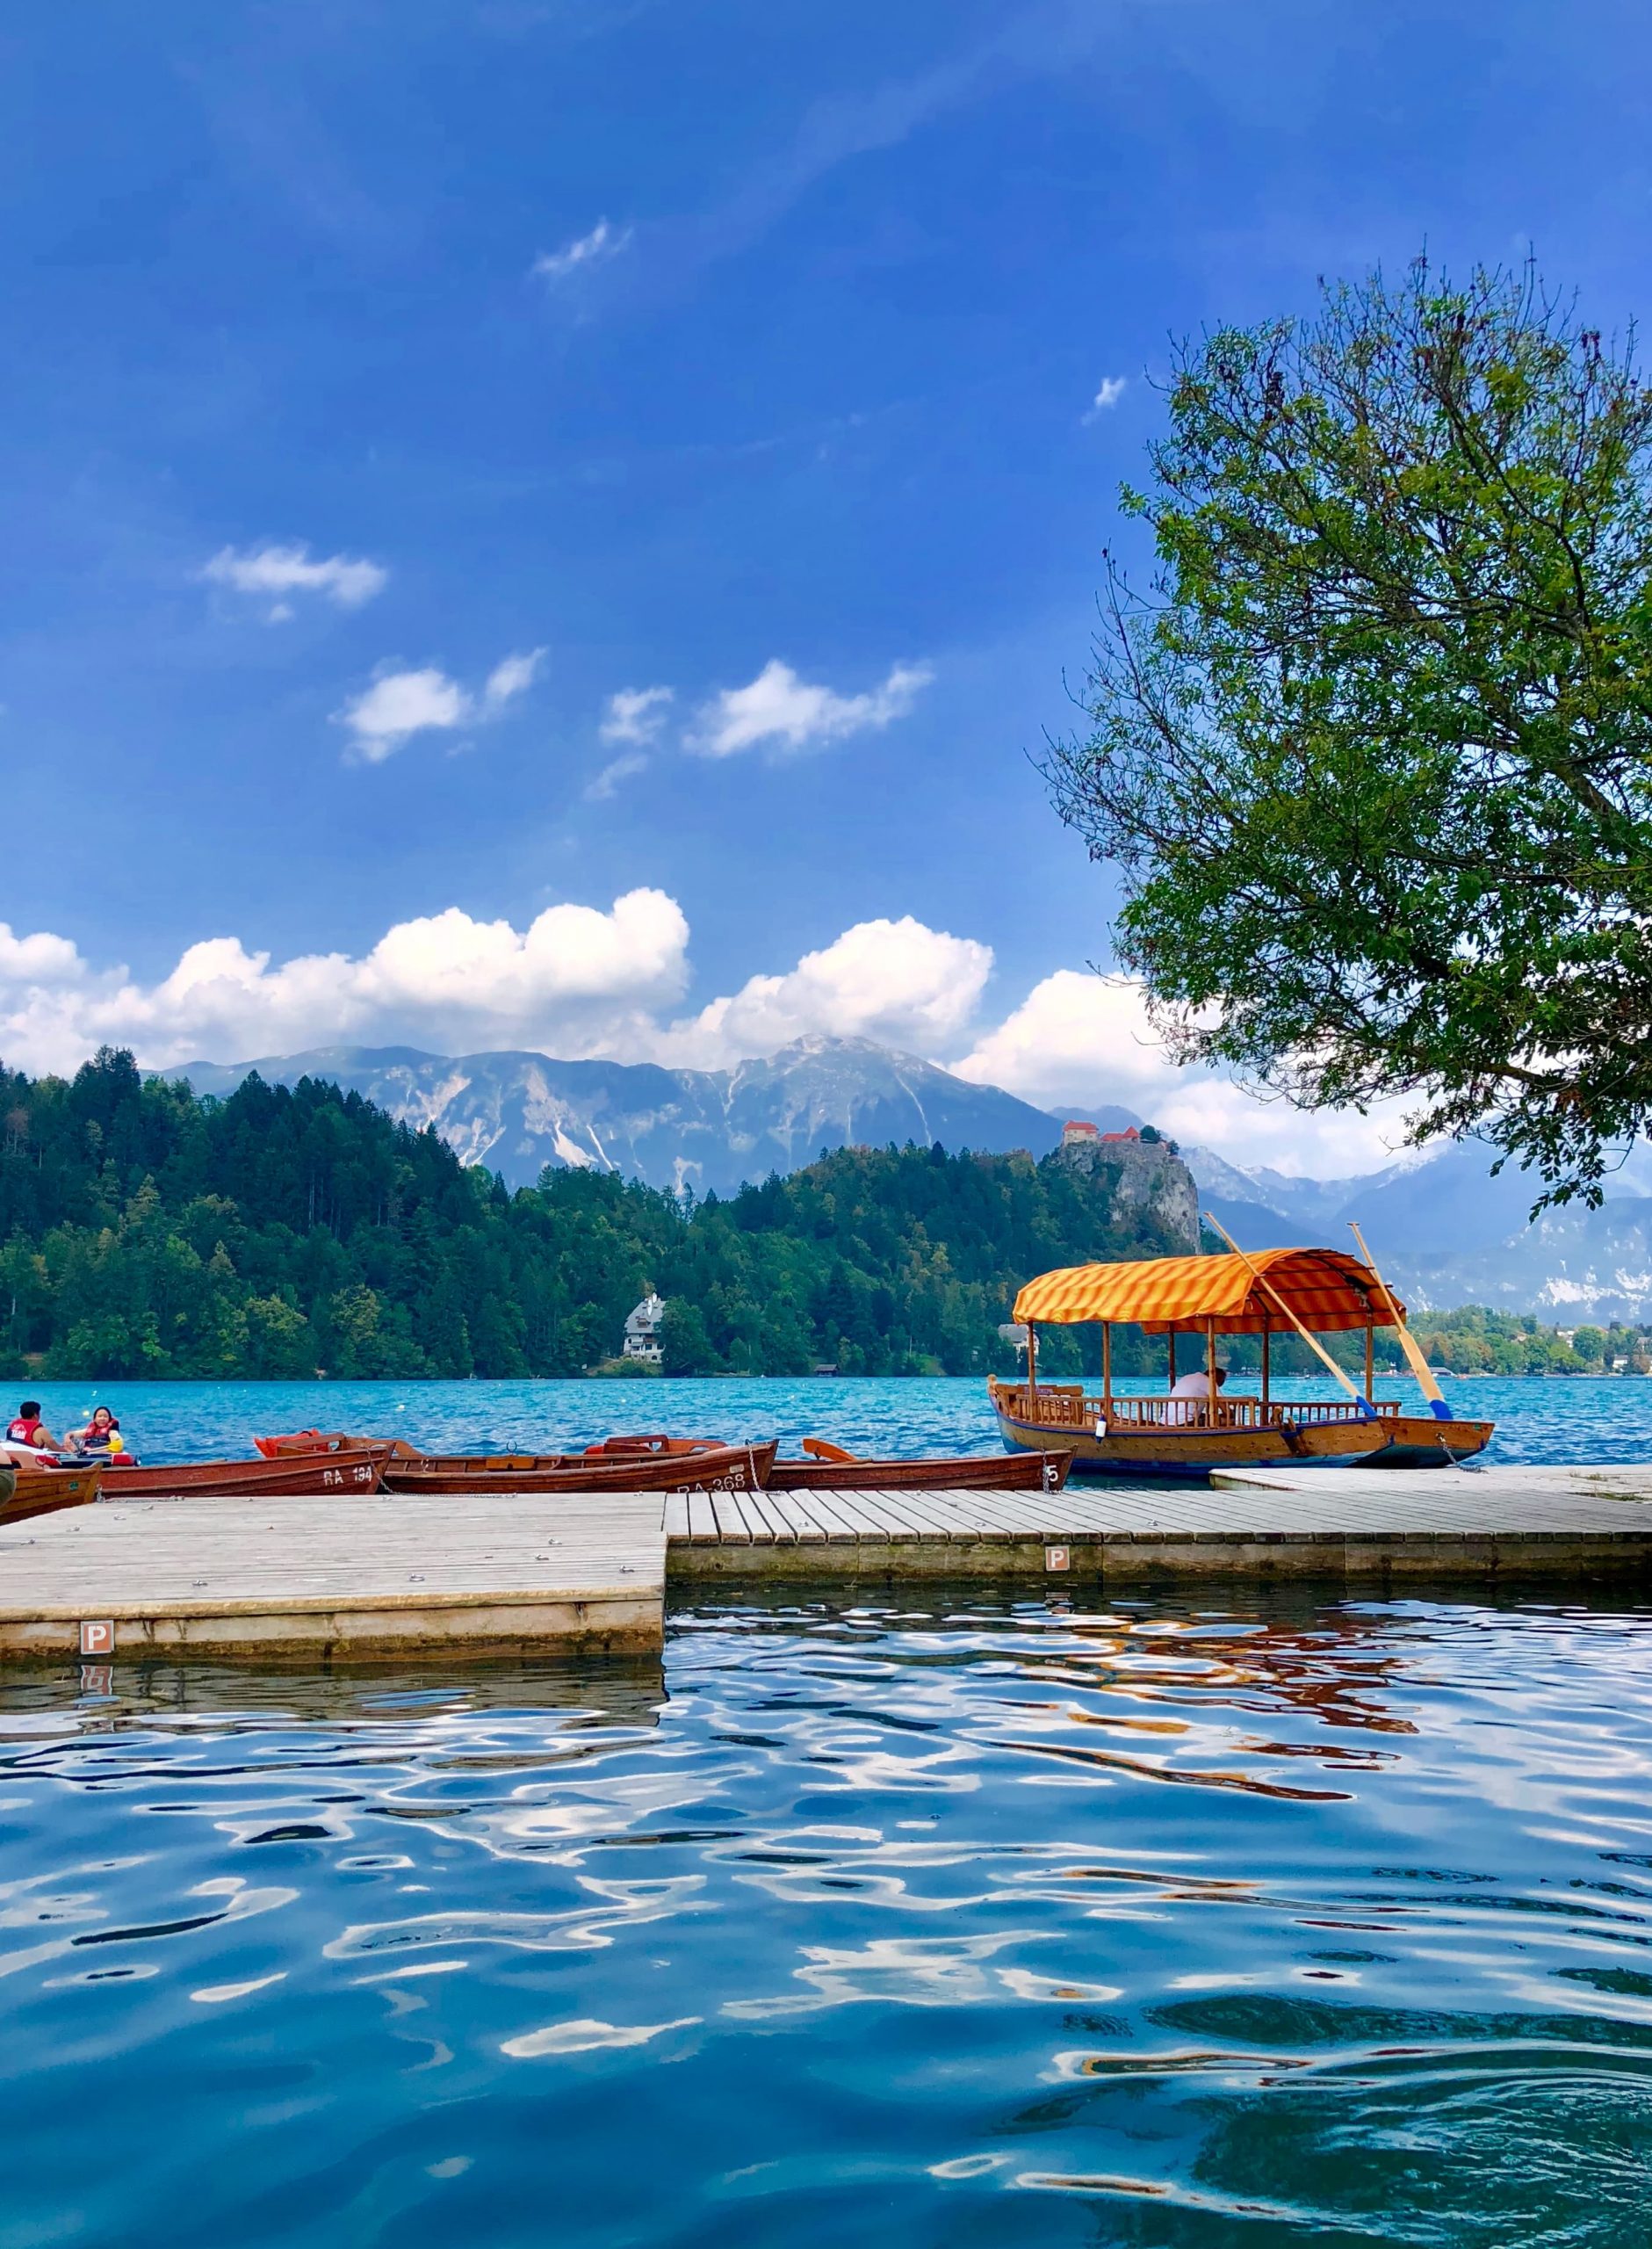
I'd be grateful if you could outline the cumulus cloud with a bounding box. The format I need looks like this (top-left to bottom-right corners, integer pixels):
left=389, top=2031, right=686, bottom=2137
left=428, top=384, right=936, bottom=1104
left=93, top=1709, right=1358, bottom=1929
left=531, top=218, right=631, bottom=282
left=953, top=969, right=1416, bottom=1175
left=670, top=916, right=992, bottom=1066
left=601, top=686, right=674, bottom=745
left=202, top=542, right=387, bottom=619
left=0, top=891, right=692, bottom=1075
left=336, top=648, right=545, bottom=763
left=1084, top=375, right=1128, bottom=420
left=689, top=658, right=932, bottom=758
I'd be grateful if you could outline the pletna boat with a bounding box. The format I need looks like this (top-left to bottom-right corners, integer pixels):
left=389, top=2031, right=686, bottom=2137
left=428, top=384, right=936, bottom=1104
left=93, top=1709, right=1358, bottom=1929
left=0, top=1463, right=102, bottom=1525
left=768, top=1440, right=1072, bottom=1491
left=991, top=1243, right=1492, bottom=1477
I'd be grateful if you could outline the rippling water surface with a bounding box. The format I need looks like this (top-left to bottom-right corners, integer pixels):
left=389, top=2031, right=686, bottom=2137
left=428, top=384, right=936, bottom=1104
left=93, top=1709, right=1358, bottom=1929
left=5, top=1592, right=1652, bottom=2245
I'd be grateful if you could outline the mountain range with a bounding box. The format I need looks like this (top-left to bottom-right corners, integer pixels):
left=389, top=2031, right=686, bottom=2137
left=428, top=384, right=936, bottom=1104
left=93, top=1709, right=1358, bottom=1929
left=162, top=1038, right=1652, bottom=1321
left=163, top=1037, right=1137, bottom=1201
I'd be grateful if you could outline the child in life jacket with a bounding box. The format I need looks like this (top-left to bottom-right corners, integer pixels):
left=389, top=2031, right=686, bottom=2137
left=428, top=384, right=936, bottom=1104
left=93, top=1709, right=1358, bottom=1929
left=66, top=1405, right=127, bottom=1461
left=4, top=1400, right=65, bottom=1463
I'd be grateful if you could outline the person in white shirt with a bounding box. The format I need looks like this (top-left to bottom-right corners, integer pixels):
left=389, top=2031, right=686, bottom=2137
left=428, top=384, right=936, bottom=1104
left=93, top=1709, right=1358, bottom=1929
left=1166, top=1364, right=1229, bottom=1425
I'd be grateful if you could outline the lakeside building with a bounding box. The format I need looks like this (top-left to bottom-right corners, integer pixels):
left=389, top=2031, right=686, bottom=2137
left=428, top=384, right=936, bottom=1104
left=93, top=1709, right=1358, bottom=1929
left=623, top=1292, right=667, bottom=1365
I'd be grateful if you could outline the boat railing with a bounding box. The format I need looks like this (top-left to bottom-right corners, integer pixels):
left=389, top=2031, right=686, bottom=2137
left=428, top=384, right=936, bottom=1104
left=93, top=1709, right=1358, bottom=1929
left=990, top=1381, right=1400, bottom=1432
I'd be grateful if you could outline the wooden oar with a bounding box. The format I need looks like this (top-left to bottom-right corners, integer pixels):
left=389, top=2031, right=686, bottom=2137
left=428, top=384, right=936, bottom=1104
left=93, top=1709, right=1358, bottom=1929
left=1347, top=1220, right=1454, bottom=1422
left=1202, top=1213, right=1378, bottom=1420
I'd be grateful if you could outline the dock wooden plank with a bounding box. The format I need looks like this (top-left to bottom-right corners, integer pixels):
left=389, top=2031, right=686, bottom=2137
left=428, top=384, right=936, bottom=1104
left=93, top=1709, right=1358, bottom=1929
left=708, top=1488, right=754, bottom=1544
left=663, top=1470, right=1652, bottom=1580
left=761, top=1491, right=826, bottom=1544
left=0, top=1491, right=667, bottom=1658
left=805, top=1492, right=889, bottom=1542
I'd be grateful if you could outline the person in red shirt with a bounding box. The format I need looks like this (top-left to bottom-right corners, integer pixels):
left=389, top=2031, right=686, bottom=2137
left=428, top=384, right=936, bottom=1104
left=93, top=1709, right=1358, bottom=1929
left=4, top=1400, right=65, bottom=1462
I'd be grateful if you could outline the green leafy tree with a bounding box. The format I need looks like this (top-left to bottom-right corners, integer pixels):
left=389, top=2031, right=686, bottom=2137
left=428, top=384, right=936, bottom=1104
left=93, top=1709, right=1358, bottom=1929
left=1047, top=255, right=1652, bottom=1206
left=660, top=1298, right=718, bottom=1376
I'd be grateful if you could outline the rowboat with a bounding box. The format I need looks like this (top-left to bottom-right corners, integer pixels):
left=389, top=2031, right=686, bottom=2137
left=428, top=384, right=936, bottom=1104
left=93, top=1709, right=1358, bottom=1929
left=98, top=1450, right=390, bottom=1498
left=992, top=1242, right=1493, bottom=1478
left=379, top=1440, right=778, bottom=1494
left=768, top=1441, right=1072, bottom=1491
left=0, top=1463, right=102, bottom=1525
left=255, top=1429, right=398, bottom=1460
left=255, top=1429, right=780, bottom=1493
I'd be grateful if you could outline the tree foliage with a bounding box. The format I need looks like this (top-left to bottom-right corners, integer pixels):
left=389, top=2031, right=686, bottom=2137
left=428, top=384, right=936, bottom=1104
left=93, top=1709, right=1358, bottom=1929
left=1047, top=256, right=1652, bottom=1205
left=0, top=1047, right=1187, bottom=1379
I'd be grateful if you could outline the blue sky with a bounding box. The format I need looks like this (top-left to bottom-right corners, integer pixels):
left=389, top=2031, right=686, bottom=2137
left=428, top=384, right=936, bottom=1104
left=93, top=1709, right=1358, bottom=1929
left=4, top=0, right=1649, bottom=1169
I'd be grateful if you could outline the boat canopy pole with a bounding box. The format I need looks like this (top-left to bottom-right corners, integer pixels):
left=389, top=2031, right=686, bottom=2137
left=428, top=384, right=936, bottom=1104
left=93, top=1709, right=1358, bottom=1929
left=1026, top=1320, right=1038, bottom=1396
left=1101, top=1322, right=1112, bottom=1416
left=1260, top=1316, right=1271, bottom=1411
left=1206, top=1317, right=1218, bottom=1423
left=1167, top=1328, right=1177, bottom=1387
left=1202, top=1212, right=1376, bottom=1420
left=1348, top=1220, right=1452, bottom=1421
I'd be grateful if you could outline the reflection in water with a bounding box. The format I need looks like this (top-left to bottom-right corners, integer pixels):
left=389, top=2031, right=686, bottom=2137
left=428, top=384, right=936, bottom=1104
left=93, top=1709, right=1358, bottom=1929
left=1, top=1588, right=1651, bottom=2246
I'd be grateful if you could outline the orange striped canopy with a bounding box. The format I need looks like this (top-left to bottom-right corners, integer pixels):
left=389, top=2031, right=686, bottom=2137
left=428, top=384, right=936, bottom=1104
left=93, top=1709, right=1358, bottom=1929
left=1013, top=1247, right=1403, bottom=1335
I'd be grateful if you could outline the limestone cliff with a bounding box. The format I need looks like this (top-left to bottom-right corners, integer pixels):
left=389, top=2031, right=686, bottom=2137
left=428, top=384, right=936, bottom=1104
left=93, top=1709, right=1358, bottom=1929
left=1050, top=1134, right=1201, bottom=1255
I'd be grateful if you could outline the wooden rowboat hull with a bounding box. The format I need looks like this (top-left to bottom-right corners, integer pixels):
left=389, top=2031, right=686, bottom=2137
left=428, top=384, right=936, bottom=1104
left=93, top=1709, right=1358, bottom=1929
left=994, top=1403, right=1386, bottom=1480
left=105, top=1450, right=389, bottom=1498
left=384, top=1440, right=778, bottom=1494
left=0, top=1464, right=102, bottom=1525
left=769, top=1451, right=1072, bottom=1492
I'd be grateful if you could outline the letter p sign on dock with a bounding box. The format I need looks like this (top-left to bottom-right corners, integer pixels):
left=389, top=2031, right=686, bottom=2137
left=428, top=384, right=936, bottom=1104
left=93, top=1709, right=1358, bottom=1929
left=78, top=1619, right=115, bottom=1657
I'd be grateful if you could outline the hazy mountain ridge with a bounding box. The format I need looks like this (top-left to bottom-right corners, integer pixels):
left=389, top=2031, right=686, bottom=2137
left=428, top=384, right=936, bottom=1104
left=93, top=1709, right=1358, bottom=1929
left=163, top=1036, right=1127, bottom=1198
left=162, top=1037, right=1652, bottom=1318
left=1184, top=1140, right=1652, bottom=1321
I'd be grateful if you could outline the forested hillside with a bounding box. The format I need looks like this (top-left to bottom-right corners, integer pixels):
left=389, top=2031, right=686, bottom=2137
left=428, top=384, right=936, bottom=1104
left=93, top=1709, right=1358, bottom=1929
left=0, top=1048, right=1183, bottom=1379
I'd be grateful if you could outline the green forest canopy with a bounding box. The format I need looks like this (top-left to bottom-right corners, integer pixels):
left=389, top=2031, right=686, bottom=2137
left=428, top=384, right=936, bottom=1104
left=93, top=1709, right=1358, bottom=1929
left=0, top=1048, right=1630, bottom=1381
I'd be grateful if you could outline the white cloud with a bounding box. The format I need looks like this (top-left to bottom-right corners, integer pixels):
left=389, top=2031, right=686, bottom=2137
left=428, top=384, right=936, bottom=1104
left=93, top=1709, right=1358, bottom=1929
left=482, top=648, right=547, bottom=712
left=335, top=649, right=545, bottom=763
left=1084, top=376, right=1127, bottom=420
left=669, top=916, right=992, bottom=1066
left=0, top=891, right=692, bottom=1075
left=202, top=542, right=387, bottom=618
left=953, top=969, right=1417, bottom=1175
left=531, top=218, right=632, bottom=282
left=689, top=659, right=932, bottom=759
left=584, top=752, right=648, bottom=802
left=600, top=686, right=674, bottom=745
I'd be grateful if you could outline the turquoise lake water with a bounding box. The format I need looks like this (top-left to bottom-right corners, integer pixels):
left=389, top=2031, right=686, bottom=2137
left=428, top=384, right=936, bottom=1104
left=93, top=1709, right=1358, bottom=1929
left=5, top=1378, right=1652, bottom=2243
left=9, top=1368, right=1652, bottom=1465
left=4, top=1592, right=1652, bottom=2245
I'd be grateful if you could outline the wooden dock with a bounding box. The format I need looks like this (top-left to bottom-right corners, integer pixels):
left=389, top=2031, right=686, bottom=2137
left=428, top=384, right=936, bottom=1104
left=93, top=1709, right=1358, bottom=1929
left=0, top=1493, right=666, bottom=1659
left=664, top=1469, right=1652, bottom=1582
left=4, top=1467, right=1652, bottom=1661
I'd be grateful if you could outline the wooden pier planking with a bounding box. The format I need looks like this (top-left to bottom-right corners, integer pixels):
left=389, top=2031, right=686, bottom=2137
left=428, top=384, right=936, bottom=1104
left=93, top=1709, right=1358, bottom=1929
left=664, top=1471, right=1652, bottom=1581
left=0, top=1492, right=666, bottom=1659
left=6, top=1467, right=1652, bottom=1662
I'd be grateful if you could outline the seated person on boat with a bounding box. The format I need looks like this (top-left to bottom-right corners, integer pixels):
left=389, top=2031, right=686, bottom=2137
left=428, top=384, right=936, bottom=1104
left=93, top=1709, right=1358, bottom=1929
left=4, top=1399, right=65, bottom=1463
left=64, top=1407, right=132, bottom=1462
left=1166, top=1363, right=1229, bottom=1425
